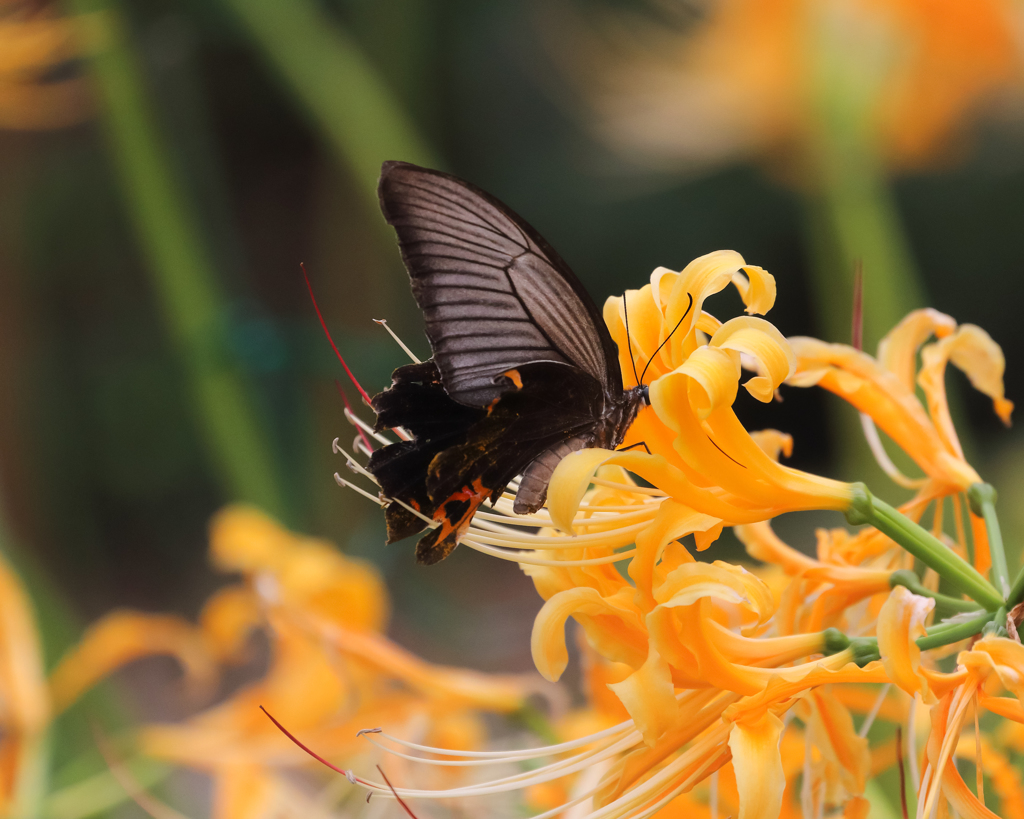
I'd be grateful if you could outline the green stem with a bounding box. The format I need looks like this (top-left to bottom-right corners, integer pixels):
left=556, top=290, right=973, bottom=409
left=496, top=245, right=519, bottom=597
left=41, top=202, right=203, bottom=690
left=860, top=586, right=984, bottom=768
left=847, top=484, right=1003, bottom=610
left=1009, top=565, right=1024, bottom=610
left=67, top=2, right=288, bottom=518
left=968, top=483, right=1010, bottom=598
left=889, top=570, right=981, bottom=615
left=916, top=612, right=994, bottom=651
left=827, top=611, right=995, bottom=665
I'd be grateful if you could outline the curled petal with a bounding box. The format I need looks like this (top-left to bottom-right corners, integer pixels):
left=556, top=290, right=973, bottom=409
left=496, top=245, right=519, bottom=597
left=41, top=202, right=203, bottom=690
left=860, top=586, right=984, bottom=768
left=919, top=325, right=1014, bottom=459
left=49, top=611, right=217, bottom=715
left=877, top=586, right=936, bottom=704
left=531, top=587, right=646, bottom=681
left=731, top=265, right=776, bottom=315
left=711, top=317, right=795, bottom=401
left=607, top=644, right=680, bottom=746
left=656, top=560, right=774, bottom=627
left=629, top=499, right=716, bottom=609
left=748, top=429, right=793, bottom=461
left=964, top=637, right=1024, bottom=703
left=877, top=308, right=957, bottom=392
left=674, top=346, right=741, bottom=419
left=728, top=710, right=785, bottom=819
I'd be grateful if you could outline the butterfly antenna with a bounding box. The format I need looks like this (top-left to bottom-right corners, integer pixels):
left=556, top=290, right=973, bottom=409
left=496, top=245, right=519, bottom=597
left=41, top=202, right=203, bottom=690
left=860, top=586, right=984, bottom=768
left=377, top=765, right=421, bottom=819
left=260, top=705, right=364, bottom=784
left=639, top=292, right=694, bottom=386
left=622, top=296, right=641, bottom=388
left=301, top=263, right=373, bottom=406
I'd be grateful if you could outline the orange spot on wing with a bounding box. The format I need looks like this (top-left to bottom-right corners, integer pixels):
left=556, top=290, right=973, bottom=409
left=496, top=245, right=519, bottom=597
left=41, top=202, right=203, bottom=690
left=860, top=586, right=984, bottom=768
left=503, top=369, right=523, bottom=389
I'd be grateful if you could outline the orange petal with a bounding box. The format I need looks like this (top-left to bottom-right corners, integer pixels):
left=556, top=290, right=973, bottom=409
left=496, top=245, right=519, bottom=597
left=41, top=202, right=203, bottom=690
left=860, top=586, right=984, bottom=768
left=531, top=587, right=647, bottom=681
left=0, top=552, right=48, bottom=734
left=199, top=585, right=261, bottom=663
left=728, top=710, right=785, bottom=819
left=918, top=325, right=1014, bottom=460
left=877, top=586, right=937, bottom=704
left=710, top=316, right=795, bottom=402
left=876, top=308, right=957, bottom=393
left=49, top=611, right=216, bottom=715
left=607, top=644, right=681, bottom=745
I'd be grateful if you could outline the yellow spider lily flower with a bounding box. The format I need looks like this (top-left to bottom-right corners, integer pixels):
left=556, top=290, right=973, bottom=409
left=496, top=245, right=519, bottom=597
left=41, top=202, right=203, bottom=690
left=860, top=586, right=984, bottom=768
left=788, top=309, right=1012, bottom=495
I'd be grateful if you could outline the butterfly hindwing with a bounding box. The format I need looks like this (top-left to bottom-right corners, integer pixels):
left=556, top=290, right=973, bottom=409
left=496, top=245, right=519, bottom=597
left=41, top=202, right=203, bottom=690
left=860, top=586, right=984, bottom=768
left=368, top=361, right=606, bottom=564
left=378, top=162, right=622, bottom=408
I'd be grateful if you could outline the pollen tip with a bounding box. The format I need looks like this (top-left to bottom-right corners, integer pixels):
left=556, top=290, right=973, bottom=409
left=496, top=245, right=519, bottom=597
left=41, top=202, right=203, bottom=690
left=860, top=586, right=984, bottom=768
left=356, top=727, right=383, bottom=737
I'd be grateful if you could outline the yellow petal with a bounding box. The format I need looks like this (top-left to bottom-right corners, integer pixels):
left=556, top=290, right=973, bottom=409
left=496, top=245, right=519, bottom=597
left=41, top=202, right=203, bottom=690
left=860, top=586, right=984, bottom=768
left=728, top=710, right=785, bottom=819
left=198, top=585, right=261, bottom=663
left=806, top=687, right=870, bottom=795
left=965, top=637, right=1024, bottom=704
left=710, top=316, right=795, bottom=402
left=919, top=325, right=1014, bottom=459
left=49, top=611, right=216, bottom=715
left=629, top=499, right=715, bottom=610
left=877, top=586, right=936, bottom=704
left=877, top=308, right=957, bottom=393
left=213, top=764, right=279, bottom=819
left=748, top=429, right=793, bottom=461
left=531, top=587, right=646, bottom=681
left=0, top=552, right=48, bottom=733
left=672, top=346, right=740, bottom=419
left=318, top=624, right=529, bottom=712
left=731, top=265, right=777, bottom=315
left=607, top=644, right=680, bottom=746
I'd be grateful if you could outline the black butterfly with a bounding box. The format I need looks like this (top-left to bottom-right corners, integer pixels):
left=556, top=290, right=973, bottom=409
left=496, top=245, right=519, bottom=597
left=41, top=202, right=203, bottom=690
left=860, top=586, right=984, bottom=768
left=367, top=162, right=656, bottom=565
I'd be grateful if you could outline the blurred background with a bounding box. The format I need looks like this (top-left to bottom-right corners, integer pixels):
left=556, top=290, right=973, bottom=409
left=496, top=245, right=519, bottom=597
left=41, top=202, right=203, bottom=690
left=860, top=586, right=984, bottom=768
left=4, top=0, right=1024, bottom=811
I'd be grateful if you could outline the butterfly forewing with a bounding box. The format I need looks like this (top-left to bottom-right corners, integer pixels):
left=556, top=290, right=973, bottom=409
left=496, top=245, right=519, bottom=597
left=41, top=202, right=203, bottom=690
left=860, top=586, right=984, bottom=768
left=378, top=162, right=619, bottom=407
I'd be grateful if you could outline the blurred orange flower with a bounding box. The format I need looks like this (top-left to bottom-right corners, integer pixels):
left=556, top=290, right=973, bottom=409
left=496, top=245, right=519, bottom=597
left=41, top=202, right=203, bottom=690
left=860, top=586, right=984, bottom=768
left=138, top=506, right=537, bottom=817
left=0, top=0, right=91, bottom=129
left=565, top=0, right=1024, bottom=172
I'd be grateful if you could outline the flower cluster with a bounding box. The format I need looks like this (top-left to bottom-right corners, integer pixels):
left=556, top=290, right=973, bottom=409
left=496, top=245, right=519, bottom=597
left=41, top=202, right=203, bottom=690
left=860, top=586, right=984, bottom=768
left=345, top=250, right=1022, bottom=819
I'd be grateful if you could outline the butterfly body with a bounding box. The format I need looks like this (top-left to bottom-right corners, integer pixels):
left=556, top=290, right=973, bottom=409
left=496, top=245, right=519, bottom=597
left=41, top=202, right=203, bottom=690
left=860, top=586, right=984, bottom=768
left=367, top=162, right=645, bottom=564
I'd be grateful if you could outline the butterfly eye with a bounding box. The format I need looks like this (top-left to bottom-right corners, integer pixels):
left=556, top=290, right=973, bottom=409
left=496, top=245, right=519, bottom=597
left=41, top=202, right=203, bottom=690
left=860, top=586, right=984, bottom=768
left=640, top=385, right=650, bottom=407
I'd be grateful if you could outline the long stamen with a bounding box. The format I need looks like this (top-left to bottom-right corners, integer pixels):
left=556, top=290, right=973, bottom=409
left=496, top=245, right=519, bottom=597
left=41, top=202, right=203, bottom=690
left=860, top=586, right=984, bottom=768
left=300, top=263, right=372, bottom=406
left=260, top=705, right=367, bottom=785
left=373, top=318, right=422, bottom=363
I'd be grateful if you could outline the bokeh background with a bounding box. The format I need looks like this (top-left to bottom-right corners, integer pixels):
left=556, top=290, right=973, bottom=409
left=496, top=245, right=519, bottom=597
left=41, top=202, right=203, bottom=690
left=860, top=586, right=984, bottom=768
left=4, top=0, right=1024, bottom=813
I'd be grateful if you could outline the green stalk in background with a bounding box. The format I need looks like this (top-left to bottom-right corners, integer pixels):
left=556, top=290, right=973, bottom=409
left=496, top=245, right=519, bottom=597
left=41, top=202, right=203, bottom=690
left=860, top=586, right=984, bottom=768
left=220, top=0, right=440, bottom=209
left=66, top=1, right=287, bottom=519
left=802, top=9, right=927, bottom=490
